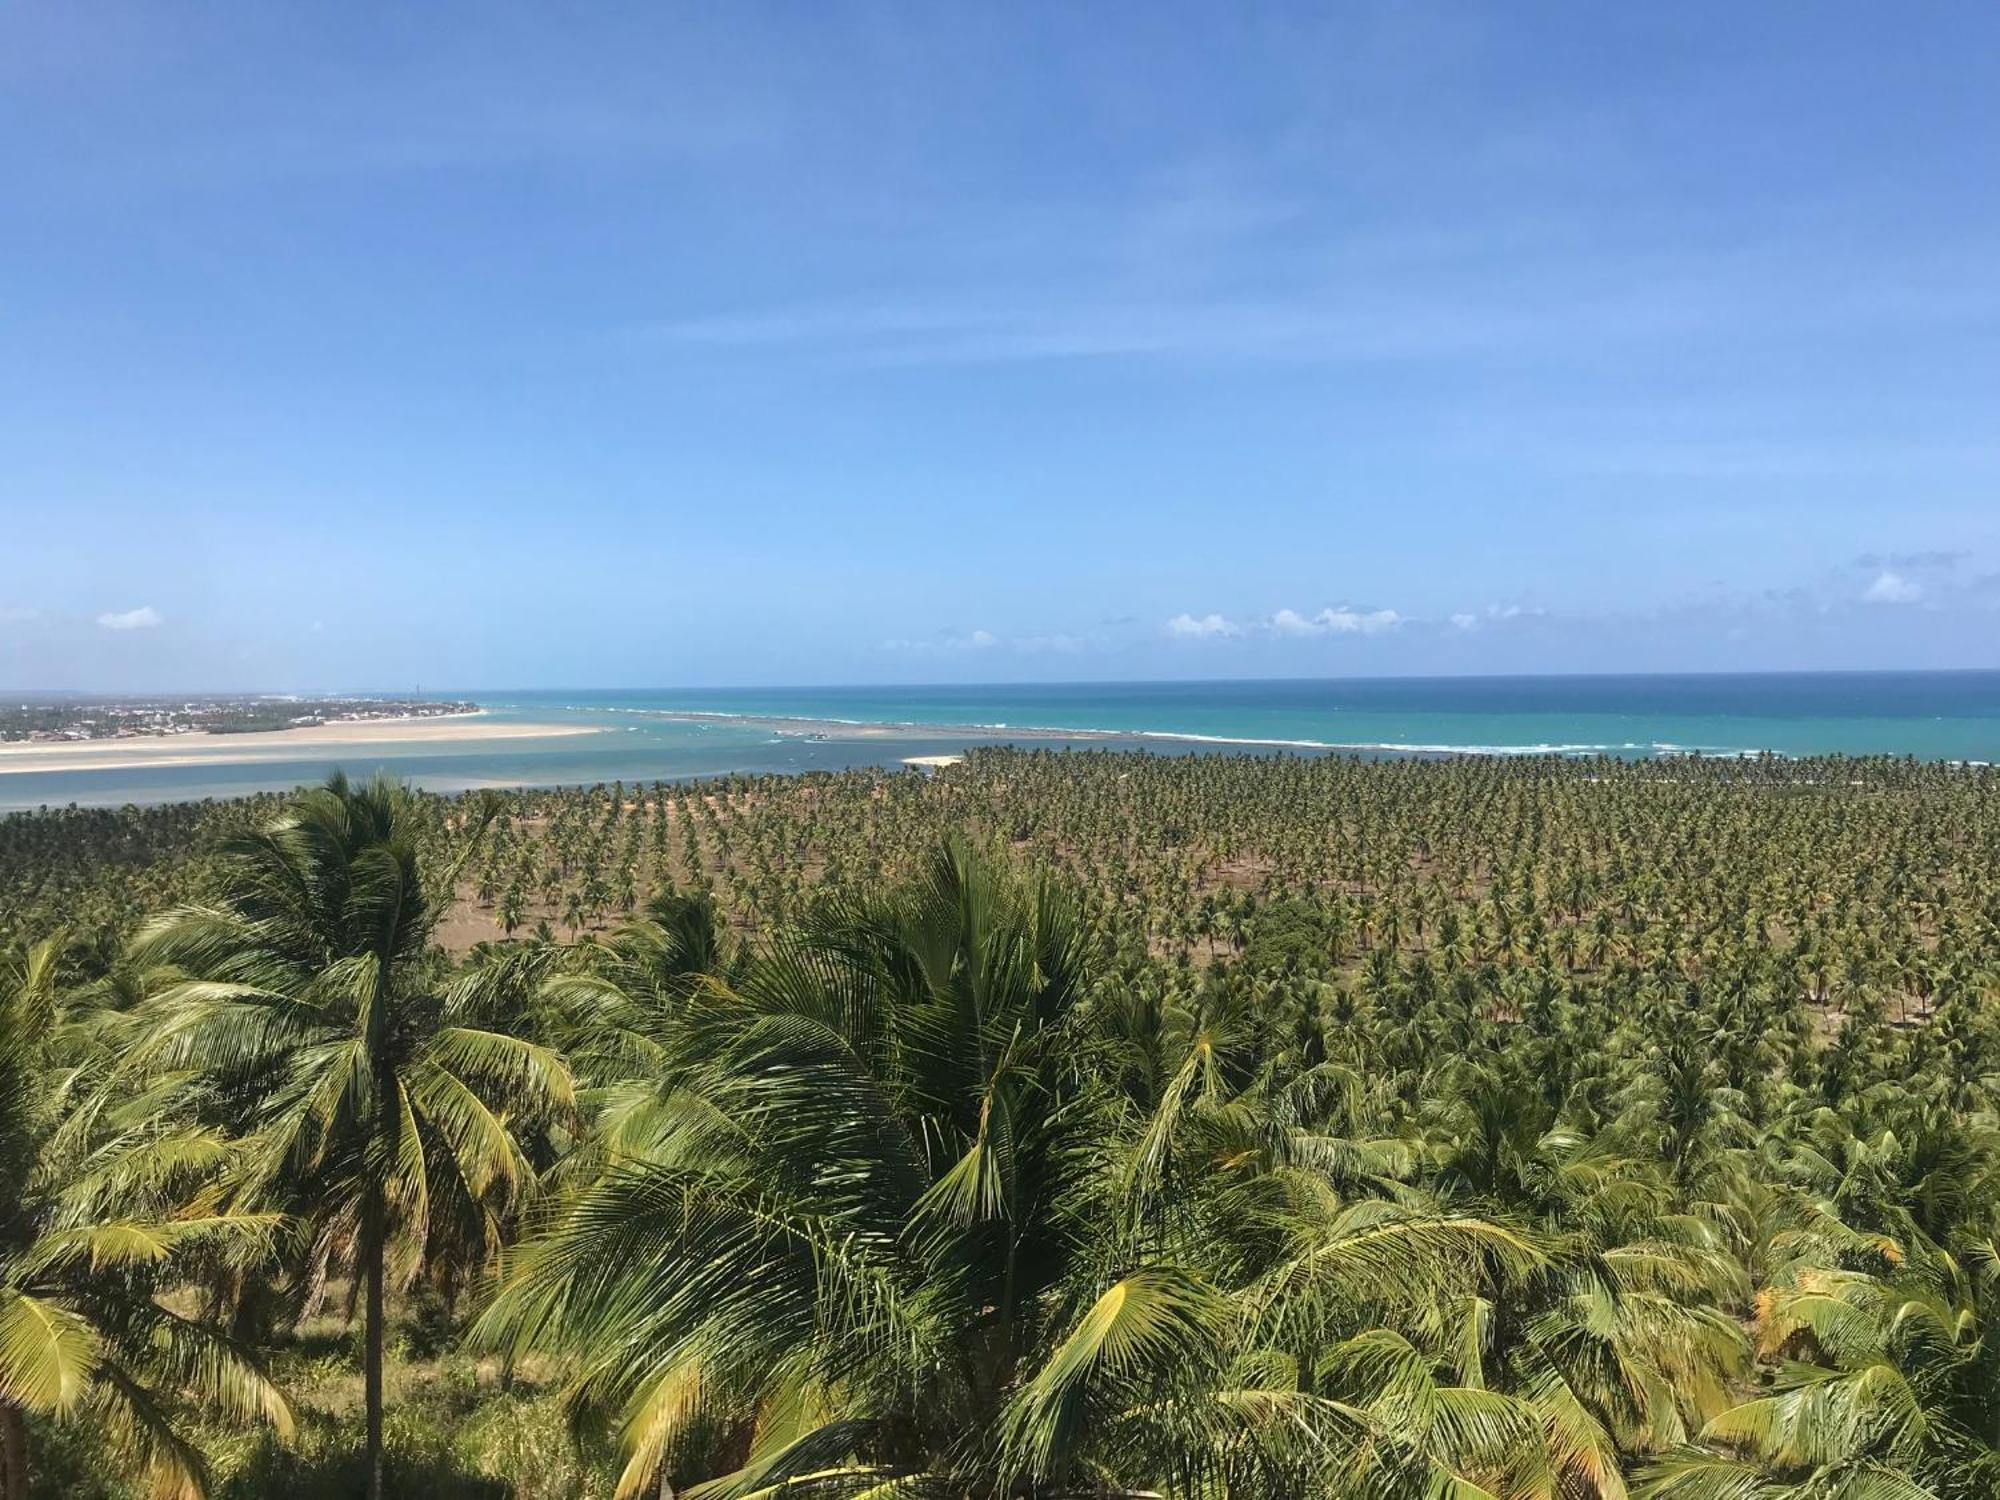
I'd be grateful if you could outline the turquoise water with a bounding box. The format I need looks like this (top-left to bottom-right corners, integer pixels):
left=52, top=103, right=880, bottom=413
left=4, top=672, right=1997, bottom=811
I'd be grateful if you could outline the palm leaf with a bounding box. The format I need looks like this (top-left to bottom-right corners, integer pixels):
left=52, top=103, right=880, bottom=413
left=0, top=1288, right=99, bottom=1415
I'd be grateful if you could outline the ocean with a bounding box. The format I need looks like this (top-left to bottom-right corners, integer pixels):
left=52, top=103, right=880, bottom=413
left=4, top=671, right=1998, bottom=811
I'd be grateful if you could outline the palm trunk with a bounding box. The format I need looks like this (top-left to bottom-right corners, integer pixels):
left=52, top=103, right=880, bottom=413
left=0, top=1401, right=28, bottom=1500
left=364, top=1199, right=386, bottom=1500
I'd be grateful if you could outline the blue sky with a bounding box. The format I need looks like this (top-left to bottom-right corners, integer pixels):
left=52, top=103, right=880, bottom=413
left=3, top=3, right=1997, bottom=691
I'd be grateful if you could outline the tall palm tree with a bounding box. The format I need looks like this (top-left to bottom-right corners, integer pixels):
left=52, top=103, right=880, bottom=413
left=0, top=934, right=290, bottom=1500
left=125, top=773, right=574, bottom=1500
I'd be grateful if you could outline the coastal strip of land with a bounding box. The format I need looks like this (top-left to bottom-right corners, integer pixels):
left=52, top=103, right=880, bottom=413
left=0, top=712, right=602, bottom=775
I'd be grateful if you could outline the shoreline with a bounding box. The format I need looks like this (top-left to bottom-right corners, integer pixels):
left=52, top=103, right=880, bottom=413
left=0, top=711, right=602, bottom=775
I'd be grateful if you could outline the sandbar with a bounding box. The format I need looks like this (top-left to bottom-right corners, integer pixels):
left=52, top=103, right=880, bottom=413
left=0, top=712, right=601, bottom=775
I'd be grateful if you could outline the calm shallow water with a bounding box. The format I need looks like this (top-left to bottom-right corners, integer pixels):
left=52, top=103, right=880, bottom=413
left=5, top=671, right=1997, bottom=811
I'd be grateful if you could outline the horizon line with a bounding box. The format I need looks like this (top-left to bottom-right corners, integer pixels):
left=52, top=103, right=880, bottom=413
left=6, top=665, right=2000, bottom=699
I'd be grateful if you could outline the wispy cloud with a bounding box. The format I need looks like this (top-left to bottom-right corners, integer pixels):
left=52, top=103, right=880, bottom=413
left=1855, top=549, right=1968, bottom=570
left=96, top=605, right=162, bottom=631
left=882, top=627, right=997, bottom=652
left=631, top=282, right=1703, bottom=369
left=1011, top=633, right=1090, bottom=653
left=628, top=220, right=2000, bottom=374
left=882, top=627, right=1095, bottom=654
left=1449, top=603, right=1544, bottom=632
left=1526, top=440, right=2000, bottom=482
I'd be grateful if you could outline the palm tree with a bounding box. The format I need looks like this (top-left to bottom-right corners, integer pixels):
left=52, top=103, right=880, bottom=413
left=125, top=773, right=574, bottom=1500
left=499, top=882, right=527, bottom=936
left=0, top=934, right=291, bottom=1499
left=1640, top=1242, right=2000, bottom=1498
left=481, top=841, right=1240, bottom=1498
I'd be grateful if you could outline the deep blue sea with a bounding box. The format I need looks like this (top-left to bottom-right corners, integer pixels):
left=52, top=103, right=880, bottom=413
left=4, top=672, right=1998, bottom=811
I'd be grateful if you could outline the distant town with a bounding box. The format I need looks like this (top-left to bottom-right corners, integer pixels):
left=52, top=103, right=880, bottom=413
left=0, top=695, right=478, bottom=743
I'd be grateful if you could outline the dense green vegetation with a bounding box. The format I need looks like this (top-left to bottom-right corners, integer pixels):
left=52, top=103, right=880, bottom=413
left=3, top=748, right=1999, bottom=1498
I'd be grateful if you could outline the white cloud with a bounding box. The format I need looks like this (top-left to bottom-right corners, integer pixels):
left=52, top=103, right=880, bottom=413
left=1862, top=571, right=1923, bottom=605
left=1450, top=612, right=1479, bottom=631
left=96, top=605, right=162, bottom=630
left=1172, top=606, right=1402, bottom=641
left=1270, top=605, right=1401, bottom=636
left=1288, top=605, right=1402, bottom=636
left=1166, top=612, right=1240, bottom=639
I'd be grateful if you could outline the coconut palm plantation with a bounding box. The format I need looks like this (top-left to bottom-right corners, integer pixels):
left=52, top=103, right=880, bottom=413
left=12, top=0, right=2000, bottom=1493
left=0, top=750, right=1996, bottom=1498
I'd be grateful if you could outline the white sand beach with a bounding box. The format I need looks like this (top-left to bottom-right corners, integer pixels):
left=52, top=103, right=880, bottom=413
left=0, top=713, right=601, bottom=775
